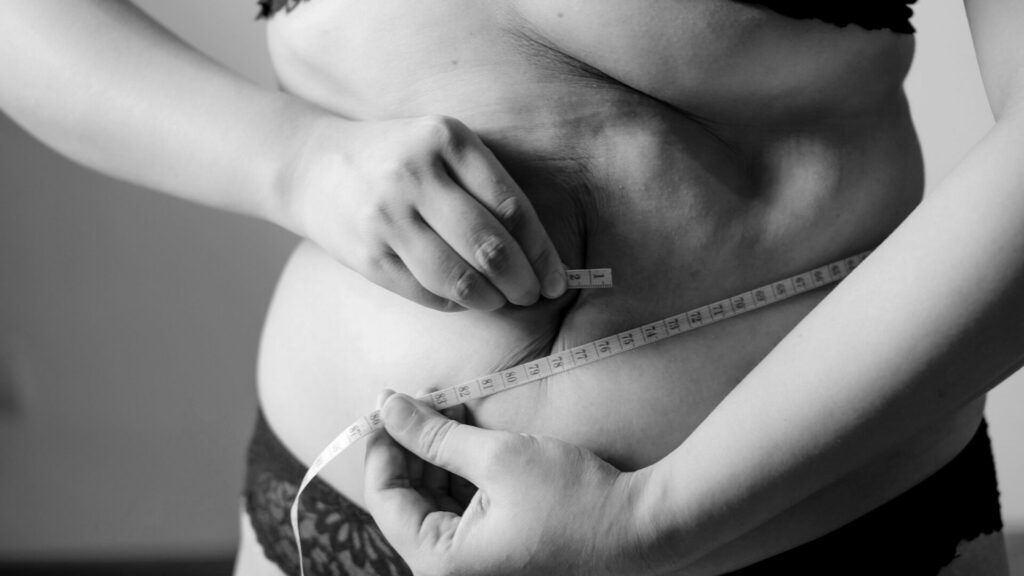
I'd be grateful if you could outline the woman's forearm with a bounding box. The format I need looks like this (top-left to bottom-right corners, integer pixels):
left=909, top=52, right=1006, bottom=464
left=639, top=108, right=1024, bottom=572
left=0, top=0, right=320, bottom=224
left=0, top=0, right=569, bottom=313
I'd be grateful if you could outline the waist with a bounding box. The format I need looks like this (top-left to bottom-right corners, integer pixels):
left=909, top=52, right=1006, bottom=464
left=256, top=236, right=985, bottom=520
left=256, top=107, right=924, bottom=478
left=259, top=244, right=887, bottom=472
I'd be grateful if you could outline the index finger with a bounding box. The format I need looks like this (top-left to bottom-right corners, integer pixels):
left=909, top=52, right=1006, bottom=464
left=441, top=126, right=567, bottom=299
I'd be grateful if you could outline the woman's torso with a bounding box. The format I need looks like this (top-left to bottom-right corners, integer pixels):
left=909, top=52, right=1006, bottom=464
left=255, top=0, right=986, bottom=559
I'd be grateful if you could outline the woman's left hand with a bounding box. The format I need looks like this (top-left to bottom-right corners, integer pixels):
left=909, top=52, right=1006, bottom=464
left=364, top=393, right=657, bottom=576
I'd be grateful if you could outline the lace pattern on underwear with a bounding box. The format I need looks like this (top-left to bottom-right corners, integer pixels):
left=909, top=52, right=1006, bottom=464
left=245, top=413, right=412, bottom=576
left=257, top=0, right=310, bottom=19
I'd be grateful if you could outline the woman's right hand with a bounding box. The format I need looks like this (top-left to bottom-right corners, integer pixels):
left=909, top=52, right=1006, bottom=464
left=279, top=114, right=567, bottom=311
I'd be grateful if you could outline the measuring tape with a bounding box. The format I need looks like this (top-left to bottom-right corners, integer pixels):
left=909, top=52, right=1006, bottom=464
left=565, top=267, right=613, bottom=289
left=290, top=252, right=870, bottom=573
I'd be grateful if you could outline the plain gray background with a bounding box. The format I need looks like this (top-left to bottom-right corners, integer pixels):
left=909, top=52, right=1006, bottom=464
left=1, top=0, right=1022, bottom=568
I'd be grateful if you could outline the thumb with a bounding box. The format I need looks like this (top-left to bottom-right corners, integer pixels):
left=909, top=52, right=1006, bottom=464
left=381, top=393, right=503, bottom=484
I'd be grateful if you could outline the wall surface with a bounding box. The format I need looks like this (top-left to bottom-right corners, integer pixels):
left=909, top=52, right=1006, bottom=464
left=0, top=0, right=288, bottom=559
left=0, top=0, right=1021, bottom=565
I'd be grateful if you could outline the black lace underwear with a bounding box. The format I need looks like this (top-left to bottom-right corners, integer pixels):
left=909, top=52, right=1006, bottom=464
left=730, top=419, right=1003, bottom=575
left=244, top=411, right=411, bottom=576
left=244, top=409, right=1001, bottom=576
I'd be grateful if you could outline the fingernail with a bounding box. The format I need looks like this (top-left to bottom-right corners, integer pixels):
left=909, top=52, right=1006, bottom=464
left=382, top=394, right=416, bottom=425
left=513, top=289, right=540, bottom=308
left=542, top=267, right=567, bottom=299
left=376, top=388, right=396, bottom=409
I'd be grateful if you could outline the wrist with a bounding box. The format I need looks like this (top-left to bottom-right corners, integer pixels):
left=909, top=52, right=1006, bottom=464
left=625, top=461, right=714, bottom=576
left=258, top=96, right=359, bottom=238
left=619, top=465, right=682, bottom=576
left=256, top=97, right=322, bottom=233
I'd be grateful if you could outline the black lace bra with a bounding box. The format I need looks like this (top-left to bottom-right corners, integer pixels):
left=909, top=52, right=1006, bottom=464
left=257, top=0, right=916, bottom=34
left=735, top=0, right=916, bottom=33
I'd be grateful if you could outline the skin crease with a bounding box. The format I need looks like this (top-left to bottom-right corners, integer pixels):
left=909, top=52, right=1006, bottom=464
left=0, top=1, right=1016, bottom=575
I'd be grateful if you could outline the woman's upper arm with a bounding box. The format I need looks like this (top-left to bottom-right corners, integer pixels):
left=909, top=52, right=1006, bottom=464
left=0, top=1, right=153, bottom=104
left=0, top=0, right=211, bottom=143
left=0, top=0, right=303, bottom=223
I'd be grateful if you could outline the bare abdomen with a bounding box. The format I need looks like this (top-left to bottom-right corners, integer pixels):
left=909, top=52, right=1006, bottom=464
left=257, top=0, right=931, bottom=506
left=257, top=109, right=923, bottom=499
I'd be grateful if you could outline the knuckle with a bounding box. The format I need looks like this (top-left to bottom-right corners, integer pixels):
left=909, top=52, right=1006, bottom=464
left=416, top=115, right=466, bottom=155
left=360, top=246, right=394, bottom=276
left=448, top=267, right=481, bottom=303
left=494, top=194, right=526, bottom=231
left=480, top=434, right=526, bottom=471
left=379, top=158, right=422, bottom=186
left=363, top=198, right=413, bottom=231
left=473, top=235, right=511, bottom=276
left=367, top=199, right=399, bottom=226
left=418, top=114, right=457, bottom=141
left=419, top=418, right=459, bottom=465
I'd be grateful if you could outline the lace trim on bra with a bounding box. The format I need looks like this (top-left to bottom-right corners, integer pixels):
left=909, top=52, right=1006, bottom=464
left=258, top=0, right=916, bottom=34
left=734, top=0, right=916, bottom=33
